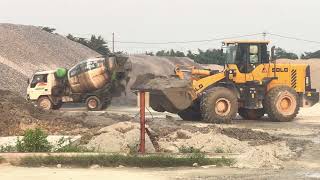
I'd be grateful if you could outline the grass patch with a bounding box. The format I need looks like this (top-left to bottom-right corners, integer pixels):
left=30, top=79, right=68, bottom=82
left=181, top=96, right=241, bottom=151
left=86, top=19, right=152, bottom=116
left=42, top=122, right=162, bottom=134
left=0, top=129, right=93, bottom=153
left=178, top=146, right=202, bottom=153
left=214, top=147, right=225, bottom=153
left=19, top=154, right=235, bottom=168
left=0, top=145, right=16, bottom=152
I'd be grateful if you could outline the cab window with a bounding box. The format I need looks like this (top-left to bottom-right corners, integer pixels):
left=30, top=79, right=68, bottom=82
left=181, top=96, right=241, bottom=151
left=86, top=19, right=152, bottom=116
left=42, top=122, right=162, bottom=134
left=30, top=74, right=48, bottom=88
left=249, top=45, right=259, bottom=64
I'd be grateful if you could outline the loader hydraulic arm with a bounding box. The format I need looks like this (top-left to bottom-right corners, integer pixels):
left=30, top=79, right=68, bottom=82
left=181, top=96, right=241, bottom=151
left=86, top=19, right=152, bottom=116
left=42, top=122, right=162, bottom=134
left=192, top=72, right=226, bottom=94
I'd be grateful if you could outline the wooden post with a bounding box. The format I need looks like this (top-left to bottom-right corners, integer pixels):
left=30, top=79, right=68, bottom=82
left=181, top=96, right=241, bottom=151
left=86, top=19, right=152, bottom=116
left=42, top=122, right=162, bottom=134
left=139, top=91, right=146, bottom=154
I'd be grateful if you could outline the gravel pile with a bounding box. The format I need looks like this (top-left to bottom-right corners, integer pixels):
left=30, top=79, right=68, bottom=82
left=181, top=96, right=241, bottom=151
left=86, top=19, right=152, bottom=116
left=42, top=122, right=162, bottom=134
left=0, top=23, right=99, bottom=96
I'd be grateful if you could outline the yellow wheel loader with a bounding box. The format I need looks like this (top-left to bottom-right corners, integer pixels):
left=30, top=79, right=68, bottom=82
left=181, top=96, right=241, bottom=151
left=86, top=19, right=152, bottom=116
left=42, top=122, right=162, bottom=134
left=133, top=40, right=319, bottom=123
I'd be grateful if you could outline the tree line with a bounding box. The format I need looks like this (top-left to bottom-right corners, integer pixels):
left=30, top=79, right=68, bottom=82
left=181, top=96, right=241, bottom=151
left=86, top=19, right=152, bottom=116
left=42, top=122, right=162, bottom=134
left=40, top=26, right=320, bottom=64
left=149, top=47, right=320, bottom=64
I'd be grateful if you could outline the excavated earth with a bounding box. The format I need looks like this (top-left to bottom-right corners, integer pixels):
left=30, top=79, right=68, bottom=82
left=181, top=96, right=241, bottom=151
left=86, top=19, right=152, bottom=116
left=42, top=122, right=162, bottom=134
left=0, top=89, right=133, bottom=136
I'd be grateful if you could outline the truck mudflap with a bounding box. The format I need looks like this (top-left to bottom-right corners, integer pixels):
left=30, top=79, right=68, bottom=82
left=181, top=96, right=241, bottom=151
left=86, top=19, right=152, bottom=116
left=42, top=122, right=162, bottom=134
left=132, top=74, right=197, bottom=113
left=300, top=90, right=319, bottom=107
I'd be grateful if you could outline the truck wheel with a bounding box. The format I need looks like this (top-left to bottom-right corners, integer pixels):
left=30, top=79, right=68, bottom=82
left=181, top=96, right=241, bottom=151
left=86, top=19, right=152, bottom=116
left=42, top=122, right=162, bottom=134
left=86, top=96, right=102, bottom=111
left=178, top=104, right=202, bottom=121
left=37, top=96, right=53, bottom=110
left=264, top=86, right=299, bottom=122
left=200, top=87, right=238, bottom=124
left=238, top=108, right=265, bottom=120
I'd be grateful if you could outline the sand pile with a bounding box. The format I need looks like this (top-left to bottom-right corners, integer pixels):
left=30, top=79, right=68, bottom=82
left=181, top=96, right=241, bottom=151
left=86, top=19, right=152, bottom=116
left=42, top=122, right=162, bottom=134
left=0, top=89, right=88, bottom=136
left=0, top=23, right=99, bottom=96
left=86, top=121, right=155, bottom=153
left=157, top=127, right=296, bottom=169
left=84, top=120, right=299, bottom=169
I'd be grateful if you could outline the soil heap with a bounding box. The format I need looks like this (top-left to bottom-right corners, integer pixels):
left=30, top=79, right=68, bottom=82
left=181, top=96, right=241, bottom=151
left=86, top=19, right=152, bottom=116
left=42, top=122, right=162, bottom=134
left=0, top=89, right=86, bottom=136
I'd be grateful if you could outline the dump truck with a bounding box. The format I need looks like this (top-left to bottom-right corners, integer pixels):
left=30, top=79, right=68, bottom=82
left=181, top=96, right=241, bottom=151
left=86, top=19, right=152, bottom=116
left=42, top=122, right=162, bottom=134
left=133, top=40, right=319, bottom=123
left=27, top=55, right=131, bottom=110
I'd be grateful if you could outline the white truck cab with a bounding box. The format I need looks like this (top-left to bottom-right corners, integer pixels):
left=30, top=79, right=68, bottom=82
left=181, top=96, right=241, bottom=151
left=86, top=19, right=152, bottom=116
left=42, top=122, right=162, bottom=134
left=27, top=70, right=59, bottom=110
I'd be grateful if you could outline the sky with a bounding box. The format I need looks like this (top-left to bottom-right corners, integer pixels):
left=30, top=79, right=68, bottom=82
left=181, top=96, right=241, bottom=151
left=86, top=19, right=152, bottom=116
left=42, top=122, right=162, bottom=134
left=0, top=0, right=319, bottom=54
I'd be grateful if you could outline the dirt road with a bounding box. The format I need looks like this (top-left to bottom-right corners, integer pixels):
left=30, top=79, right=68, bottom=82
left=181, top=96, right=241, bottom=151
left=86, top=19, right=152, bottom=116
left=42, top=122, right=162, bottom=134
left=0, top=163, right=319, bottom=180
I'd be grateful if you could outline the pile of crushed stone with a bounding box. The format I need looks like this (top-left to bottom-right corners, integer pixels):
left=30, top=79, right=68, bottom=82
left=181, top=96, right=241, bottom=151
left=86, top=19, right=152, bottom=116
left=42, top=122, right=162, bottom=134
left=0, top=23, right=99, bottom=96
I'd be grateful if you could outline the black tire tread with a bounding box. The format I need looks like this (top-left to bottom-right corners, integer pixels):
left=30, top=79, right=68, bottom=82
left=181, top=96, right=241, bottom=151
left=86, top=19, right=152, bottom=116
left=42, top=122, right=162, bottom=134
left=264, top=86, right=299, bottom=122
left=200, top=87, right=238, bottom=124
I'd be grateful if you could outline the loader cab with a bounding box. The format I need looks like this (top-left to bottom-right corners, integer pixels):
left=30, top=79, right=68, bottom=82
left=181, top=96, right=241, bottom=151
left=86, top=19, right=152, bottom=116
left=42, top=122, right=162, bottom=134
left=223, top=40, right=270, bottom=73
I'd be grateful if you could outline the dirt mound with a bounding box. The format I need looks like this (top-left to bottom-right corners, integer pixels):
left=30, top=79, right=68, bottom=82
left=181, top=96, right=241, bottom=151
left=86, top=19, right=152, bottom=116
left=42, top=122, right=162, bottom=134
left=86, top=121, right=155, bottom=153
left=221, top=128, right=281, bottom=145
left=0, top=89, right=87, bottom=136
left=0, top=23, right=99, bottom=96
left=144, top=119, right=301, bottom=169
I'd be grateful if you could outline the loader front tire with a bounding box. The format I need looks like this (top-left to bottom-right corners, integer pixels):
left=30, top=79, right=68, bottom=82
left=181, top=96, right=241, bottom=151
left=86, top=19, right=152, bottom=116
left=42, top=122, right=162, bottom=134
left=264, top=86, right=299, bottom=122
left=200, top=87, right=238, bottom=124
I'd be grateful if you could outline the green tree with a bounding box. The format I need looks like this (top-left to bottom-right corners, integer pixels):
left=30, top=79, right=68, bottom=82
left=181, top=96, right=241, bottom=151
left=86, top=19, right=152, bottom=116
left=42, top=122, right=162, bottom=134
left=145, top=51, right=154, bottom=56
left=191, top=49, right=226, bottom=65
left=155, top=49, right=185, bottom=57
left=67, top=34, right=110, bottom=55
left=40, top=26, right=56, bottom=33
left=301, top=50, right=320, bottom=59
left=274, top=47, right=298, bottom=60
left=156, top=50, right=169, bottom=56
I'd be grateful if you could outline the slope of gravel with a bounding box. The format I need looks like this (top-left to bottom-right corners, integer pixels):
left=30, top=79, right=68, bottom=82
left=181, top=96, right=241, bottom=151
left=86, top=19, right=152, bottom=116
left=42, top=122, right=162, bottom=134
left=0, top=23, right=99, bottom=96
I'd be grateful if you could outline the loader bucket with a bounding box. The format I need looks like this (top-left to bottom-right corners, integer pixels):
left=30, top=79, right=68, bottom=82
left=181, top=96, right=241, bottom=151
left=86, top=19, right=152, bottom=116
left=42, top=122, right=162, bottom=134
left=132, top=74, right=196, bottom=113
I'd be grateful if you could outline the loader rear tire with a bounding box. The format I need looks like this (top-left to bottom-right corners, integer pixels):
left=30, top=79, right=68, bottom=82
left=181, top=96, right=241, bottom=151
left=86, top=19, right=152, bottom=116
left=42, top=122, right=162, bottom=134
left=200, top=87, right=238, bottom=124
left=238, top=108, right=265, bottom=120
left=178, top=103, right=201, bottom=121
left=86, top=96, right=102, bottom=111
left=264, top=86, right=299, bottom=122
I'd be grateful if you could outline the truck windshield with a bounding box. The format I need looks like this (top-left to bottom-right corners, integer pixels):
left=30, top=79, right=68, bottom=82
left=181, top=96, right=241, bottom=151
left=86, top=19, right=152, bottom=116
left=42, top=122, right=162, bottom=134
left=30, top=74, right=48, bottom=88
left=225, top=45, right=237, bottom=64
